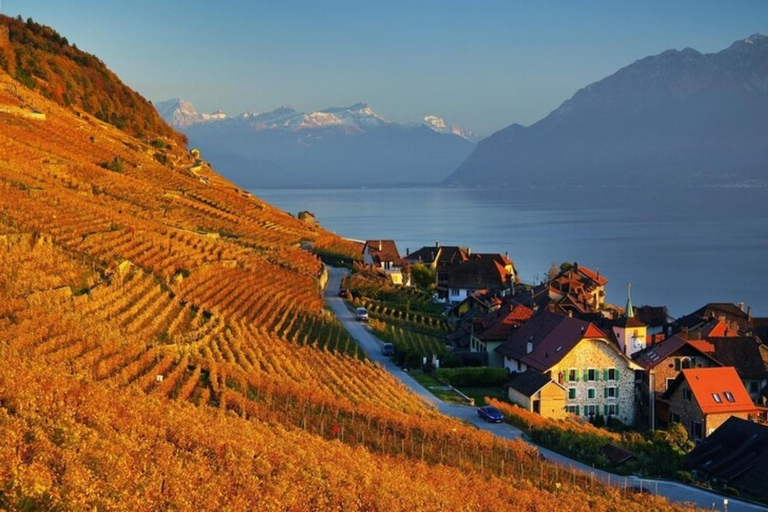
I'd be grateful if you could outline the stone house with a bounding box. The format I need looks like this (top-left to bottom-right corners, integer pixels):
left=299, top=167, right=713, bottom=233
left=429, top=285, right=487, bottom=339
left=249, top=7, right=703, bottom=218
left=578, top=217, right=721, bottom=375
left=496, top=310, right=642, bottom=425
left=632, top=335, right=722, bottom=429
left=662, top=367, right=758, bottom=440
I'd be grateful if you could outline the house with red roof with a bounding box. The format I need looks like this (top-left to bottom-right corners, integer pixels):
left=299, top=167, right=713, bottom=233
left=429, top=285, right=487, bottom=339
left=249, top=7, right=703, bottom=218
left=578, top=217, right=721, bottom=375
left=496, top=310, right=642, bottom=425
left=441, top=252, right=516, bottom=304
left=519, top=262, right=608, bottom=319
left=469, top=302, right=533, bottom=367
left=699, top=336, right=768, bottom=405
left=362, top=240, right=409, bottom=285
left=632, top=335, right=723, bottom=429
left=662, top=367, right=759, bottom=440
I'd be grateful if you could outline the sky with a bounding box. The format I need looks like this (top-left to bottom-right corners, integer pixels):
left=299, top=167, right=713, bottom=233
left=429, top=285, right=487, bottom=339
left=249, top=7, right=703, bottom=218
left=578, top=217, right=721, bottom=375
left=2, top=0, right=766, bottom=135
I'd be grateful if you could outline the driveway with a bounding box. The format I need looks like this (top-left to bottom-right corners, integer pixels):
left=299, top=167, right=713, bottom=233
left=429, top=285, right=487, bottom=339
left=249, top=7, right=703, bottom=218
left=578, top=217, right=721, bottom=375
left=324, top=267, right=766, bottom=512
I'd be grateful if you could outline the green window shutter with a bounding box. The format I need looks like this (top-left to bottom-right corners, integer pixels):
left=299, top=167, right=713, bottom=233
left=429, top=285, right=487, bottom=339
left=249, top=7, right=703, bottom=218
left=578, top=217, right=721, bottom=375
left=575, top=370, right=579, bottom=382
left=604, top=387, right=608, bottom=398
left=604, top=405, right=608, bottom=416
left=616, top=404, right=619, bottom=415
left=615, top=368, right=620, bottom=381
left=575, top=406, right=579, bottom=415
left=595, top=370, right=600, bottom=381
left=603, top=369, right=608, bottom=381
left=583, top=369, right=588, bottom=381
left=616, top=387, right=619, bottom=398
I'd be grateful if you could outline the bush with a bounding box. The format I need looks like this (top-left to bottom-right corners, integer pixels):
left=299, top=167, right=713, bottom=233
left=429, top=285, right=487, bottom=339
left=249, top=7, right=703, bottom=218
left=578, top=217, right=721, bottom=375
left=410, top=263, right=436, bottom=290
left=404, top=351, right=423, bottom=370
left=675, top=470, right=694, bottom=484
left=100, top=157, right=123, bottom=173
left=435, top=367, right=508, bottom=387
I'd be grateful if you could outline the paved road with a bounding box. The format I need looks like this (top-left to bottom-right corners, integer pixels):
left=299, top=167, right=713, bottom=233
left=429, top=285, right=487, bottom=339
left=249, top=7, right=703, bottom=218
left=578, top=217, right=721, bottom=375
left=325, top=267, right=766, bottom=512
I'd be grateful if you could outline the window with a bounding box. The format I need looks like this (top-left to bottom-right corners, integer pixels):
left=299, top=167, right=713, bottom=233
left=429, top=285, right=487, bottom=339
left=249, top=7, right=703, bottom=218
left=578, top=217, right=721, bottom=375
left=724, top=391, right=735, bottom=403
left=674, top=358, right=681, bottom=371
left=681, top=358, right=692, bottom=369
left=451, top=288, right=460, bottom=296
left=692, top=421, right=703, bottom=439
left=466, top=290, right=471, bottom=297
left=683, top=388, right=692, bottom=401
left=712, top=393, right=722, bottom=403
left=566, top=405, right=579, bottom=415
left=567, top=369, right=579, bottom=382
left=568, top=388, right=577, bottom=400
left=585, top=368, right=598, bottom=381
left=604, top=404, right=618, bottom=416
left=607, top=368, right=619, bottom=381
left=666, top=378, right=675, bottom=391
left=606, top=386, right=618, bottom=399
left=587, top=388, right=596, bottom=399
left=584, top=404, right=597, bottom=417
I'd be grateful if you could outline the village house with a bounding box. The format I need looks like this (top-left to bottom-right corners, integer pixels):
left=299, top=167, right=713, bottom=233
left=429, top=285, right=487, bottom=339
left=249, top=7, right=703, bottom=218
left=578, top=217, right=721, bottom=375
left=698, top=336, right=768, bottom=405
left=662, top=367, right=758, bottom=440
left=496, top=310, right=642, bottom=425
left=632, top=335, right=723, bottom=429
left=402, top=241, right=470, bottom=271
left=441, top=253, right=516, bottom=304
left=685, top=417, right=768, bottom=500
left=507, top=369, right=568, bottom=418
left=520, top=263, right=609, bottom=319
left=362, top=240, right=409, bottom=285
left=632, top=304, right=674, bottom=340
left=469, top=302, right=533, bottom=367
left=673, top=302, right=752, bottom=339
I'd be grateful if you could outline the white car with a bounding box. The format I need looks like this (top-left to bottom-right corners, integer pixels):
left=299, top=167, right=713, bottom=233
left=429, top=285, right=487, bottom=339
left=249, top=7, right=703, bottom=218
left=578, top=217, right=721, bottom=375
left=355, top=307, right=369, bottom=322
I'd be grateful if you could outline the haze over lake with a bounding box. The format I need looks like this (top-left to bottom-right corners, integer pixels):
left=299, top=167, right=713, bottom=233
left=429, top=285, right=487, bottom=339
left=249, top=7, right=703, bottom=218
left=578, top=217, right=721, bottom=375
left=256, top=186, right=768, bottom=318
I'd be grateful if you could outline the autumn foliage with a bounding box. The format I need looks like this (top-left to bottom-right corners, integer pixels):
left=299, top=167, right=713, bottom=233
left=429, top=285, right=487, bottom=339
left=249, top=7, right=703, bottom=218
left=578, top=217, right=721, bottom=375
left=0, top=18, right=692, bottom=510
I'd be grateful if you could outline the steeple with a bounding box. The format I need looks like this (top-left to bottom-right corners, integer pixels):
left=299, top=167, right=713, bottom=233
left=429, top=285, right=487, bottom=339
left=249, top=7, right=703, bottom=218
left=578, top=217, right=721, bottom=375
left=626, top=283, right=634, bottom=318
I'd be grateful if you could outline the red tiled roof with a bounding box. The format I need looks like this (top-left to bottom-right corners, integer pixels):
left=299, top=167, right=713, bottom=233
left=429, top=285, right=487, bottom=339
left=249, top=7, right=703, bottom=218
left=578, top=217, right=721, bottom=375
left=702, top=320, right=736, bottom=338
left=632, top=335, right=721, bottom=370
left=476, top=303, right=534, bottom=341
left=687, top=339, right=716, bottom=354
left=496, top=310, right=613, bottom=372
left=364, top=240, right=402, bottom=266
left=577, top=266, right=608, bottom=286
left=677, top=368, right=756, bottom=415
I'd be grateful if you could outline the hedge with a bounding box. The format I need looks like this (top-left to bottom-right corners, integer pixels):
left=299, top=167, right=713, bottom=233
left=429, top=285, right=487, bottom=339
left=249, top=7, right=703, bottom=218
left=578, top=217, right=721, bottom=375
left=435, top=367, right=508, bottom=387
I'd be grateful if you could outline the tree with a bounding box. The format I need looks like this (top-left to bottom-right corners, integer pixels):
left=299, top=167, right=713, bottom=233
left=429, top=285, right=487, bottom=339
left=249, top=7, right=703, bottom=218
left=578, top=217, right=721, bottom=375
left=547, top=263, right=559, bottom=281
left=410, top=263, right=436, bottom=290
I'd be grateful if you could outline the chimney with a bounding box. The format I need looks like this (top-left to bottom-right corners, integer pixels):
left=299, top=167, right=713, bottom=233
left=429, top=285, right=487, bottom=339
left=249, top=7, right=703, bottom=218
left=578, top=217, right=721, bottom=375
left=526, top=338, right=534, bottom=354
left=435, top=240, right=440, bottom=248
left=568, top=310, right=573, bottom=318
left=747, top=305, right=752, bottom=320
left=505, top=251, right=509, bottom=260
left=406, top=248, right=410, bottom=256
left=378, top=241, right=382, bottom=251
left=467, top=247, right=472, bottom=256
left=739, top=302, right=745, bottom=312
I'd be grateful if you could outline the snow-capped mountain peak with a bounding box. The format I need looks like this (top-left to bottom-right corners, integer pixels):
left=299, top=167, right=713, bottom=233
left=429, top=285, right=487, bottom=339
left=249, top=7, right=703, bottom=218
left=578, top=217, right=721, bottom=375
left=422, top=115, right=478, bottom=141
left=155, top=98, right=227, bottom=128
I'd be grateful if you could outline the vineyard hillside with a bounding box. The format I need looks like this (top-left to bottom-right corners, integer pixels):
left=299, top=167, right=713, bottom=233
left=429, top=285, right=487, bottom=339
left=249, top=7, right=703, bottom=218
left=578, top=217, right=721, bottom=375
left=0, top=17, right=688, bottom=510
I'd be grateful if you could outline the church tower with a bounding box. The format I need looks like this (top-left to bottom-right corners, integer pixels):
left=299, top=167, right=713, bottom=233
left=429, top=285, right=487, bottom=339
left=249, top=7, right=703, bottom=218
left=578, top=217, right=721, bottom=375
left=612, top=284, right=647, bottom=356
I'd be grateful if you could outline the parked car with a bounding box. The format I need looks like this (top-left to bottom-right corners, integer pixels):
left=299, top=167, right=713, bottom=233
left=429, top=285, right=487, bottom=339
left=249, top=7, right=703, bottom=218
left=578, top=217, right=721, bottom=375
left=382, top=343, right=394, bottom=356
left=477, top=406, right=503, bottom=423
left=338, top=288, right=349, bottom=298
left=355, top=307, right=369, bottom=322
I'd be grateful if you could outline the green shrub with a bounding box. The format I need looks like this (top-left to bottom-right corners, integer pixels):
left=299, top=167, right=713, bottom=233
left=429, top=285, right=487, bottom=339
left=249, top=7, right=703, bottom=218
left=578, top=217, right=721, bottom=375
left=435, top=367, right=508, bottom=387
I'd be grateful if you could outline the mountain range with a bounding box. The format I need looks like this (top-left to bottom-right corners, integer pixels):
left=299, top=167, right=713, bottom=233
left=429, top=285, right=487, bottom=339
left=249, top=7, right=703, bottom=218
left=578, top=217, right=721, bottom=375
left=446, top=34, right=768, bottom=188
left=156, top=99, right=477, bottom=188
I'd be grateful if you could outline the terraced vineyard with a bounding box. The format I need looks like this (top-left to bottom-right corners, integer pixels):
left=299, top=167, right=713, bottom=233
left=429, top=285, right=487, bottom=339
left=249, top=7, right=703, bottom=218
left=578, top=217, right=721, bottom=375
left=0, top=21, right=690, bottom=509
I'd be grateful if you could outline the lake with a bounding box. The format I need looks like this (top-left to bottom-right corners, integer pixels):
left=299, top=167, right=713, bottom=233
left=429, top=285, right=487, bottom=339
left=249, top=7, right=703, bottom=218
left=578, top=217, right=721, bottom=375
left=254, top=186, right=768, bottom=318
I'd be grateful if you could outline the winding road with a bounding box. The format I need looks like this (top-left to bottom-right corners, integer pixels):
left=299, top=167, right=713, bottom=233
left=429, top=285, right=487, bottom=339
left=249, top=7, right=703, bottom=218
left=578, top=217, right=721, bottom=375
left=324, top=267, right=766, bottom=512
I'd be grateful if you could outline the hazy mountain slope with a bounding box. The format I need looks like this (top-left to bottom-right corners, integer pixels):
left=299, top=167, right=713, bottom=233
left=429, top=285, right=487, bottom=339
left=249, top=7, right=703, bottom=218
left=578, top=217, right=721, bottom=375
left=161, top=101, right=476, bottom=187
left=446, top=34, right=768, bottom=187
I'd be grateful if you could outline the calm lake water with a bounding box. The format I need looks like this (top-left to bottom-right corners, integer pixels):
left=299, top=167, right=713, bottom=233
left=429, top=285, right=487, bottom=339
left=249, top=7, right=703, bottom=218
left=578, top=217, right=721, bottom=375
left=254, top=187, right=768, bottom=318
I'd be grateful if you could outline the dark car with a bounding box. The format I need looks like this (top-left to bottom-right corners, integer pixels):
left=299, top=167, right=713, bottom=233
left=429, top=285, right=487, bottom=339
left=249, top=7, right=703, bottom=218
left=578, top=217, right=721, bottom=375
left=382, top=343, right=395, bottom=357
left=338, top=288, right=349, bottom=298
left=477, top=406, right=504, bottom=423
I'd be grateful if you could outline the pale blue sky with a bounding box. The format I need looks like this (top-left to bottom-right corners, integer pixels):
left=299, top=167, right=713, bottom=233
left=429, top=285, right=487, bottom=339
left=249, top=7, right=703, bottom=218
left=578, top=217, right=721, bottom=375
left=3, top=1, right=766, bottom=135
